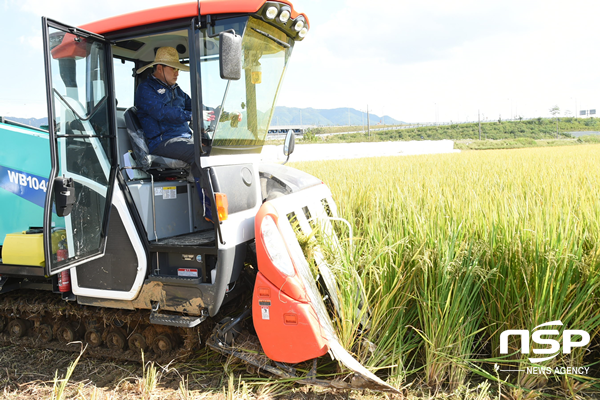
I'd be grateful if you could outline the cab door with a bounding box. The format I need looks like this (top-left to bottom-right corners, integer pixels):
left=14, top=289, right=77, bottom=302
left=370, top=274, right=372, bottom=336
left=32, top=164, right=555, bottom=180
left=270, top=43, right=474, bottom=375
left=42, top=18, right=118, bottom=276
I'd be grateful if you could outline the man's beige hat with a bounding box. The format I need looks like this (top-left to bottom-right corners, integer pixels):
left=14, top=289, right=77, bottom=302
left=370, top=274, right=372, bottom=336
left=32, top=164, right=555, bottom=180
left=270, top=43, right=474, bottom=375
left=136, top=47, right=190, bottom=74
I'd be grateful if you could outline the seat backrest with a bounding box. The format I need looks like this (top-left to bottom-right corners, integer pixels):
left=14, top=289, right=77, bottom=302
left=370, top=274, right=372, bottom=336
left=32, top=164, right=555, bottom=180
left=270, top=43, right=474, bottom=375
left=124, top=107, right=153, bottom=170
left=123, top=107, right=189, bottom=171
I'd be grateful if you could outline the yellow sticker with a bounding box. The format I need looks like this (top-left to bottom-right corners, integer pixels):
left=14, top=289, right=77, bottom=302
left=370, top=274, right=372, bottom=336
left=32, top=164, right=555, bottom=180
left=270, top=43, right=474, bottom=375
left=162, top=186, right=176, bottom=200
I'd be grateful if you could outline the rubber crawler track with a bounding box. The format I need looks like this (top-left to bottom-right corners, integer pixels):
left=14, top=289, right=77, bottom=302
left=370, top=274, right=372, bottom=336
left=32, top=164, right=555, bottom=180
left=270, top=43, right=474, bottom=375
left=0, top=290, right=212, bottom=363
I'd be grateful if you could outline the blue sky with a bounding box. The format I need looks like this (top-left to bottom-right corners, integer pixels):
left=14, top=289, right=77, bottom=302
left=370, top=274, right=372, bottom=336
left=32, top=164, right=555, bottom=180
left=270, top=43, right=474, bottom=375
left=1, top=0, right=599, bottom=123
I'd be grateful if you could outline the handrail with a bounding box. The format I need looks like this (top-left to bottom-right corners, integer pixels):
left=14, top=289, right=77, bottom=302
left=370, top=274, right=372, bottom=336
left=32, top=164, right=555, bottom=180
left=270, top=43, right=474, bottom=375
left=0, top=116, right=48, bottom=133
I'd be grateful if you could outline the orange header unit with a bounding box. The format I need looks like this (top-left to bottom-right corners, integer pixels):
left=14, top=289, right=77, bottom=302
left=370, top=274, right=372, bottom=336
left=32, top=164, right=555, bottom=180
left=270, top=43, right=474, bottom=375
left=80, top=0, right=309, bottom=36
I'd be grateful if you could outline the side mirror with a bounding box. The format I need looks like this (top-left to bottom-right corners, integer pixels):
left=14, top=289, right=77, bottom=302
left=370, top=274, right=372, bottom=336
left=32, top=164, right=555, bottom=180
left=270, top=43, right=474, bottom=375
left=54, top=176, right=75, bottom=217
left=219, top=30, right=242, bottom=80
left=283, top=129, right=295, bottom=165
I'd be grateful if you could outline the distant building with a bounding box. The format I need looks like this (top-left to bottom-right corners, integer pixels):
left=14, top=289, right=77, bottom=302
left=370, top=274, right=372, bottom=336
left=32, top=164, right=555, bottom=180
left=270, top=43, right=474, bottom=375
left=267, top=125, right=316, bottom=135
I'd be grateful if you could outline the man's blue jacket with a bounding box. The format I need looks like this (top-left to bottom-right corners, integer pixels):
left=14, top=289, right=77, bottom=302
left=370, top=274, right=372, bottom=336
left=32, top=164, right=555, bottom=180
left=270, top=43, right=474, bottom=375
left=134, top=74, right=192, bottom=153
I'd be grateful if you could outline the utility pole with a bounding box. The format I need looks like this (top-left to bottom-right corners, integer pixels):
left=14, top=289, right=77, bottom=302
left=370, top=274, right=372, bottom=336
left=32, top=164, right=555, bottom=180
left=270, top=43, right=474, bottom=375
left=362, top=110, right=365, bottom=133
left=478, top=110, right=482, bottom=140
left=367, top=105, right=371, bottom=138
left=549, top=105, right=560, bottom=139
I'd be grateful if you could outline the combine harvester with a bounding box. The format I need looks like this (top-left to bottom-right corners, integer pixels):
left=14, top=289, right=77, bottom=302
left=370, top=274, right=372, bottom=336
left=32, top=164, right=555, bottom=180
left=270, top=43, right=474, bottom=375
left=0, top=0, right=396, bottom=392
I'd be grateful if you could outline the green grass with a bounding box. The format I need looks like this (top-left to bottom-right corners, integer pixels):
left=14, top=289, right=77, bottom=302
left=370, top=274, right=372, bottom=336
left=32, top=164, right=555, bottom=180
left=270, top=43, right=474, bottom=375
left=291, top=144, right=600, bottom=397
left=286, top=117, right=600, bottom=144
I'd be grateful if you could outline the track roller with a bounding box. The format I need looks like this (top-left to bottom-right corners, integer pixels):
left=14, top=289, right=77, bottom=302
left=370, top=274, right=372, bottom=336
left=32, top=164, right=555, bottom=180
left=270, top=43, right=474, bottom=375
left=128, top=333, right=148, bottom=352
left=8, top=319, right=27, bottom=338
left=38, top=324, right=53, bottom=342
left=85, top=329, right=103, bottom=348
left=152, top=334, right=173, bottom=355
left=57, top=323, right=77, bottom=344
left=106, top=330, right=127, bottom=351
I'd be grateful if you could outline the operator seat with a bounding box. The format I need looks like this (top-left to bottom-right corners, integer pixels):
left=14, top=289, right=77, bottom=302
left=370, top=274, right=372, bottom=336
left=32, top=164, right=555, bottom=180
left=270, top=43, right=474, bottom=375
left=123, top=107, right=189, bottom=180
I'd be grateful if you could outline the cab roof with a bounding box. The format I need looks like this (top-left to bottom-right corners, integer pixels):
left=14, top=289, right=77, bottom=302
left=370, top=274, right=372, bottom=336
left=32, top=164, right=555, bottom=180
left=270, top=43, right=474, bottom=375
left=80, top=0, right=308, bottom=36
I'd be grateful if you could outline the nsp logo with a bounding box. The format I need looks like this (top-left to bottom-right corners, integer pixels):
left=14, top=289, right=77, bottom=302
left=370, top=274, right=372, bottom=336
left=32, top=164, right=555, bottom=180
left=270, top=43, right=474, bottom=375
left=500, top=320, right=590, bottom=363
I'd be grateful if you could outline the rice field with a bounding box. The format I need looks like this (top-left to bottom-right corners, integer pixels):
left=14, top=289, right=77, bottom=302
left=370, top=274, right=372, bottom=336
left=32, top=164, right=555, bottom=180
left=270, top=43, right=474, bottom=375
left=1, top=145, right=598, bottom=400
left=291, top=144, right=600, bottom=398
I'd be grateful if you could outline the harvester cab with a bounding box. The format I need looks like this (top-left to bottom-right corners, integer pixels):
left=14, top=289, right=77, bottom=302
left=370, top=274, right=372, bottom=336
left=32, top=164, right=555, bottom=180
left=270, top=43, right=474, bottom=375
left=0, top=0, right=396, bottom=392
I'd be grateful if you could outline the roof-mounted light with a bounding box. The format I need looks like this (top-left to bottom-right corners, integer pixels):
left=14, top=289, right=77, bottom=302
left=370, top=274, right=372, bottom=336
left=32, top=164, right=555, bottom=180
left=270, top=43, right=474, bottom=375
left=293, top=20, right=304, bottom=32
left=266, top=6, right=278, bottom=20
left=279, top=9, right=291, bottom=23
left=256, top=3, right=309, bottom=42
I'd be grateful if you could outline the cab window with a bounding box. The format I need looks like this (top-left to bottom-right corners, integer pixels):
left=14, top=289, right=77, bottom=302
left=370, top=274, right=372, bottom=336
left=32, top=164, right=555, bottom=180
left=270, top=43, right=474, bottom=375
left=114, top=59, right=135, bottom=109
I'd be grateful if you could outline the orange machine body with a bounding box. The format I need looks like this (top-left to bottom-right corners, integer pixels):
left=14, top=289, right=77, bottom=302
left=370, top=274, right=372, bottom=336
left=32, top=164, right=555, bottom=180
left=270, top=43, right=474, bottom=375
left=80, top=0, right=309, bottom=36
left=252, top=202, right=329, bottom=363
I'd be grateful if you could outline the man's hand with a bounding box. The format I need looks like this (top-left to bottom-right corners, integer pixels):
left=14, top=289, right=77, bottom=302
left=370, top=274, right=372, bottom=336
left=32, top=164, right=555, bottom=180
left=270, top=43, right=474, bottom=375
left=203, top=110, right=216, bottom=121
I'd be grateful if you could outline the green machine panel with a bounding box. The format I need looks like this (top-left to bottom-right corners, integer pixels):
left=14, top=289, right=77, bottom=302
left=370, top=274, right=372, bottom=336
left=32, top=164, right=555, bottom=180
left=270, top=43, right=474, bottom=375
left=0, top=122, right=51, bottom=245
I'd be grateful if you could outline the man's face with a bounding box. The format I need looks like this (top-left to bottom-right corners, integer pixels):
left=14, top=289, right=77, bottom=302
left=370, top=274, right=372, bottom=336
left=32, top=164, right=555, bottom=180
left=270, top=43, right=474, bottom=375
left=156, top=64, right=179, bottom=86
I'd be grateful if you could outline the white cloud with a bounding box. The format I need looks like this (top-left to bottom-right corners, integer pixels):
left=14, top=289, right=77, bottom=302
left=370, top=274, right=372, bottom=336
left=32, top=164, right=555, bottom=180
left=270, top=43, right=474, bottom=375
left=3, top=0, right=599, bottom=122
left=316, top=0, right=531, bottom=65
left=0, top=99, right=47, bottom=119
left=281, top=0, right=600, bottom=122
left=19, top=33, right=42, bottom=50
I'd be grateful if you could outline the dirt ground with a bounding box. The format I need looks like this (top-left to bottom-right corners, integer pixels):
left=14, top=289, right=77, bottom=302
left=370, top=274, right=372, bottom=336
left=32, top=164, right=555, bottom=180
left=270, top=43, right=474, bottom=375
left=4, top=343, right=585, bottom=400
left=0, top=344, right=381, bottom=400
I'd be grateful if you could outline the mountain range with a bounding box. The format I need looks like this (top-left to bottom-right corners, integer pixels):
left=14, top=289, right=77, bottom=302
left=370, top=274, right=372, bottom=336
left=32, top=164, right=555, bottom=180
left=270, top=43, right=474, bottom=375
left=1, top=116, right=48, bottom=128
left=271, top=107, right=403, bottom=126
left=2, top=107, right=403, bottom=129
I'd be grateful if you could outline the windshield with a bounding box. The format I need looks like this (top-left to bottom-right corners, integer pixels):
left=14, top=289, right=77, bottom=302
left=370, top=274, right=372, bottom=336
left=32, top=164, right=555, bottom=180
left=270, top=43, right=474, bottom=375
left=200, top=17, right=294, bottom=154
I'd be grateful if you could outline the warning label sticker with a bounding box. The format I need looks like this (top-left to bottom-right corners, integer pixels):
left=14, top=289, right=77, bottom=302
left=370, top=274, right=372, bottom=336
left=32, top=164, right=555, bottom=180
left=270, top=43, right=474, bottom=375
left=162, top=186, right=176, bottom=199
left=261, top=306, right=270, bottom=320
left=177, top=268, right=198, bottom=278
